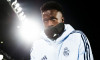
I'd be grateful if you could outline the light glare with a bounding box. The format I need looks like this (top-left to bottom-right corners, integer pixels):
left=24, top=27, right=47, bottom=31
left=18, top=18, right=42, bottom=45
left=0, top=55, right=3, bottom=60
left=15, top=3, right=20, bottom=9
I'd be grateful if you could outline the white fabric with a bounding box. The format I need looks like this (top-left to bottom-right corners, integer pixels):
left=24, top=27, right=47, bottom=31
left=30, top=24, right=94, bottom=60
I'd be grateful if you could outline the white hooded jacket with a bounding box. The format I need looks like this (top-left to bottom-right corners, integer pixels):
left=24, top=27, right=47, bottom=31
left=30, top=24, right=94, bottom=60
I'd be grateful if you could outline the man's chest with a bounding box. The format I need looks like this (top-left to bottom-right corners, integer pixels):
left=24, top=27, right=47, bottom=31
left=33, top=38, right=80, bottom=60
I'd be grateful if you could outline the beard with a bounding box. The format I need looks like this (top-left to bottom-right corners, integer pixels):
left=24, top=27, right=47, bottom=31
left=44, top=23, right=65, bottom=40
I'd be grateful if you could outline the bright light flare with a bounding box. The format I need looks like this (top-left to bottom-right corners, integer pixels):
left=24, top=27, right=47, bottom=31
left=17, top=7, right=22, bottom=13
left=18, top=18, right=42, bottom=45
left=14, top=3, right=20, bottom=9
left=0, top=55, right=3, bottom=60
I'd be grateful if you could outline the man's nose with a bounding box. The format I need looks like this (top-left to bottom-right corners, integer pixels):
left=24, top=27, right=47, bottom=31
left=48, top=20, right=54, bottom=26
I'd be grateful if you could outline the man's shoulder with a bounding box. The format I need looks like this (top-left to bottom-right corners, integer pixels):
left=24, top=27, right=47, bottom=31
left=70, top=30, right=84, bottom=34
left=69, top=30, right=85, bottom=37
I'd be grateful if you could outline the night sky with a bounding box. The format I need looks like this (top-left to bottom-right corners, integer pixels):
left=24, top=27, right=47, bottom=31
left=0, top=0, right=98, bottom=60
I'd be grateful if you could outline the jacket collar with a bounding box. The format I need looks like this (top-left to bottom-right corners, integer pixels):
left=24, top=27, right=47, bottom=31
left=41, top=24, right=75, bottom=44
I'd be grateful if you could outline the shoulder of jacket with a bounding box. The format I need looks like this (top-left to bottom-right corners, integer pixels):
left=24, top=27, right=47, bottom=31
left=68, top=30, right=85, bottom=40
left=70, top=30, right=84, bottom=34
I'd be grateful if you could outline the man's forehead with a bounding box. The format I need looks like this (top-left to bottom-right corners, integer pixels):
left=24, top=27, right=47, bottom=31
left=42, top=10, right=58, bottom=15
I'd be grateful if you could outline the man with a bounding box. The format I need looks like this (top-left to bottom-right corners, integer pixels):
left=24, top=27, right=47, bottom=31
left=30, top=1, right=94, bottom=60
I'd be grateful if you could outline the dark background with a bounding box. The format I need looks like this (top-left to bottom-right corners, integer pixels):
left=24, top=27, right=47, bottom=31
left=0, top=0, right=98, bottom=60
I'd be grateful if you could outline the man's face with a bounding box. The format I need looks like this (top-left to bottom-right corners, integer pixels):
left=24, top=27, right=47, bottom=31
left=42, top=10, right=64, bottom=28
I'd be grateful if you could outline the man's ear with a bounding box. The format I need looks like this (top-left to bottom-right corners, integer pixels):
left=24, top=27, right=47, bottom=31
left=62, top=17, right=64, bottom=23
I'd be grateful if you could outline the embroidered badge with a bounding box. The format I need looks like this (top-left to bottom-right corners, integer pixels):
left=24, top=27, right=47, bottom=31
left=41, top=55, right=47, bottom=60
left=63, top=47, right=70, bottom=56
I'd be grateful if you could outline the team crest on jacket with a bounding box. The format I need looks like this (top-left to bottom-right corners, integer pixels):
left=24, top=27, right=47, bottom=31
left=41, top=55, right=47, bottom=60
left=63, top=47, right=70, bottom=56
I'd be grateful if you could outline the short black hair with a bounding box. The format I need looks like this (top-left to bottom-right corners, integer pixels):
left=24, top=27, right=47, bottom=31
left=40, top=1, right=63, bottom=14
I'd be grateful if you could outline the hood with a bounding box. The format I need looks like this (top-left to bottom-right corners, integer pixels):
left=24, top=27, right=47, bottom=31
left=40, top=24, right=75, bottom=44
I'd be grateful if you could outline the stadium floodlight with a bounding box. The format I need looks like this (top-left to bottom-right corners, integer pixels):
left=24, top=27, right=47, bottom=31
left=7, top=0, right=23, bottom=21
left=16, top=7, right=22, bottom=13
left=11, top=0, right=17, bottom=6
left=19, top=19, right=41, bottom=45
left=7, top=0, right=11, bottom=2
left=19, top=15, right=26, bottom=22
left=0, top=55, right=3, bottom=60
left=19, top=12, right=24, bottom=17
left=14, top=3, right=20, bottom=9
left=7, top=0, right=42, bottom=46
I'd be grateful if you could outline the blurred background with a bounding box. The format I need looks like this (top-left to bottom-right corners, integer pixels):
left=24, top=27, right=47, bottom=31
left=0, top=0, right=98, bottom=60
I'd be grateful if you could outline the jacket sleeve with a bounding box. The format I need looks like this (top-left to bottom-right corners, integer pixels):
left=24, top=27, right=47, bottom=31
left=30, top=44, right=35, bottom=60
left=78, top=32, right=94, bottom=60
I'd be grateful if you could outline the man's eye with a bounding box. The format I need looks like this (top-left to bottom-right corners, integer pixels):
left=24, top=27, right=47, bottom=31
left=44, top=20, right=48, bottom=23
left=52, top=18, right=57, bottom=21
left=50, top=17, right=57, bottom=21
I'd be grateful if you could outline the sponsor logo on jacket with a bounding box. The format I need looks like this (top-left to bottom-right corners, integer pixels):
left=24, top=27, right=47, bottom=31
left=41, top=55, right=47, bottom=60
left=63, top=47, right=70, bottom=57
